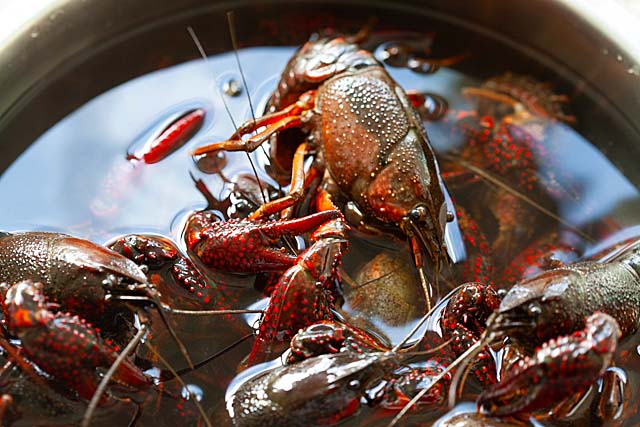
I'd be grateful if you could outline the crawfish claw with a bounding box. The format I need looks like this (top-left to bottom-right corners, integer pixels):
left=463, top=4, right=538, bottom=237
left=2, top=281, right=149, bottom=401
left=478, top=312, right=620, bottom=416
left=185, top=210, right=341, bottom=273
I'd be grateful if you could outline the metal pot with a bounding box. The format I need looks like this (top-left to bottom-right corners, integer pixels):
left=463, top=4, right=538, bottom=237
left=0, top=0, right=639, bottom=177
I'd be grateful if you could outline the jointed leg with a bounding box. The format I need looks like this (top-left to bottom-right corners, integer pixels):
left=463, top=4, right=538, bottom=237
left=192, top=90, right=316, bottom=156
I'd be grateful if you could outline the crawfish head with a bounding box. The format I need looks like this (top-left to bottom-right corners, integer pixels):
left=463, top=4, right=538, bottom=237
left=478, top=312, right=620, bottom=417
left=488, top=268, right=589, bottom=348
left=269, top=36, right=379, bottom=109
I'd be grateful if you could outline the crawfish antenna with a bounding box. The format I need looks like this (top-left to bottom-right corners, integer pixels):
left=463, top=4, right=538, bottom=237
left=387, top=339, right=485, bottom=427
left=226, top=11, right=256, bottom=134
left=225, top=11, right=269, bottom=204
left=188, top=25, right=268, bottom=205
left=82, top=324, right=148, bottom=427
left=161, top=333, right=254, bottom=380
left=441, top=154, right=593, bottom=243
left=391, top=285, right=462, bottom=353
left=143, top=341, right=214, bottom=427
left=147, top=293, right=195, bottom=370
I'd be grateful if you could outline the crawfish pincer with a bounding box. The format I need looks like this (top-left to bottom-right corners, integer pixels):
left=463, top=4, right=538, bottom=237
left=0, top=280, right=149, bottom=402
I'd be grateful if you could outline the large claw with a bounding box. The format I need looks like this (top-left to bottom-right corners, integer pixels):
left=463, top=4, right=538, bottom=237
left=185, top=210, right=341, bottom=273
left=478, top=312, right=620, bottom=416
left=245, top=216, right=348, bottom=367
left=1, top=281, right=149, bottom=402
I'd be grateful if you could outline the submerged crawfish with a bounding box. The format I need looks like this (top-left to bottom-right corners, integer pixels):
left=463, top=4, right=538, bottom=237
left=391, top=238, right=640, bottom=426
left=0, top=231, right=239, bottom=370
left=192, top=32, right=452, bottom=303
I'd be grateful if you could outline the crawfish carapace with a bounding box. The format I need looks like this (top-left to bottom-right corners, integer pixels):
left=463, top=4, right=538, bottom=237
left=192, top=33, right=451, bottom=304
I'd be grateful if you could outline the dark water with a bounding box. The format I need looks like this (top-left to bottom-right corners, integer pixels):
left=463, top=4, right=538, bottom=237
left=1, top=34, right=640, bottom=427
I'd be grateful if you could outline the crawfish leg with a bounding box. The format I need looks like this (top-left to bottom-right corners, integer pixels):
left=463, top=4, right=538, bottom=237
left=250, top=142, right=323, bottom=220
left=192, top=90, right=316, bottom=156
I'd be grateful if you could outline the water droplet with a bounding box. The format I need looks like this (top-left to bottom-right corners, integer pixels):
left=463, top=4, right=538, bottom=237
left=181, top=384, right=204, bottom=401
left=223, top=78, right=242, bottom=97
left=374, top=42, right=411, bottom=67
left=627, top=64, right=640, bottom=76
left=195, top=151, right=227, bottom=174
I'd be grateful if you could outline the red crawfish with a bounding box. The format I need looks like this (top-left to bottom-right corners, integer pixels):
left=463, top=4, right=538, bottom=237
left=389, top=238, right=640, bottom=425
left=0, top=280, right=149, bottom=403
left=0, top=280, right=216, bottom=427
left=441, top=73, right=580, bottom=263
left=192, top=32, right=452, bottom=305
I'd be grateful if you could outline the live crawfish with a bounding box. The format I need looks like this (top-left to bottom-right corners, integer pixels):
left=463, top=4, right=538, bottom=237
left=191, top=30, right=453, bottom=311
left=0, top=229, right=265, bottom=426
left=225, top=280, right=504, bottom=427
left=0, top=231, right=207, bottom=369
left=0, top=281, right=216, bottom=427
left=441, top=73, right=581, bottom=273
left=390, top=238, right=640, bottom=426
left=226, top=318, right=451, bottom=427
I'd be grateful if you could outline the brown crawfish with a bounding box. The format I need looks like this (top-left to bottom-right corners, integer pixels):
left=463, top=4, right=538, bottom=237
left=192, top=33, right=451, bottom=304
left=0, top=231, right=230, bottom=369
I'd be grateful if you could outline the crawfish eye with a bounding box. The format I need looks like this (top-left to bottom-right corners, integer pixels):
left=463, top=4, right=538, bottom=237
left=409, top=205, right=428, bottom=222
left=352, top=60, right=371, bottom=70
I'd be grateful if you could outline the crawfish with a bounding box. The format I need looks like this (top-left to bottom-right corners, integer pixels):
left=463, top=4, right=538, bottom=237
left=0, top=280, right=150, bottom=403
left=0, top=231, right=230, bottom=369
left=227, top=318, right=452, bottom=427
left=441, top=73, right=577, bottom=264
left=392, top=238, right=640, bottom=425
left=192, top=32, right=452, bottom=304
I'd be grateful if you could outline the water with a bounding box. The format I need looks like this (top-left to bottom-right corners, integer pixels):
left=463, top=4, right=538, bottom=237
left=0, top=27, right=639, bottom=427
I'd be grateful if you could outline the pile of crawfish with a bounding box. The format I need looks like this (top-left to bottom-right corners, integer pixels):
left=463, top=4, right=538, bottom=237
left=1, top=28, right=639, bottom=427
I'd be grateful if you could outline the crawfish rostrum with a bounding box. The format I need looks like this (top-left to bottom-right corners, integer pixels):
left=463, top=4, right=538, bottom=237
left=0, top=23, right=638, bottom=427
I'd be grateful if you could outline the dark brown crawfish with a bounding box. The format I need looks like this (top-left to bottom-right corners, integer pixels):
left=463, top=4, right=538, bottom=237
left=227, top=280, right=506, bottom=427
left=0, top=231, right=240, bottom=369
left=192, top=32, right=452, bottom=304
left=226, top=318, right=452, bottom=427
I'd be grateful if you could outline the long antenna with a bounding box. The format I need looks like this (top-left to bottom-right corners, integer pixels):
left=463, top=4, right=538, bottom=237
left=387, top=339, right=484, bottom=427
left=144, top=341, right=214, bottom=427
left=187, top=25, right=268, bottom=206
left=441, top=154, right=594, bottom=242
left=225, top=11, right=269, bottom=204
